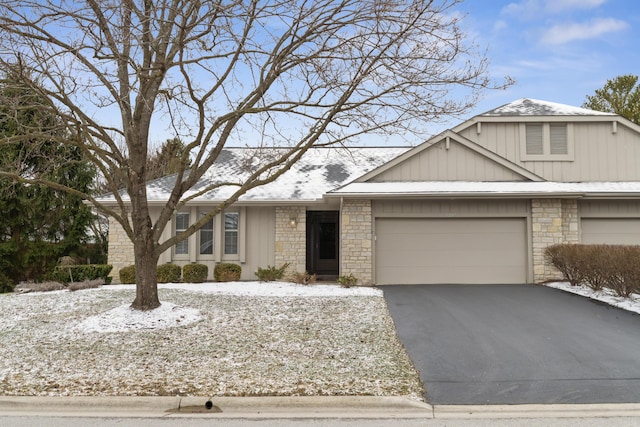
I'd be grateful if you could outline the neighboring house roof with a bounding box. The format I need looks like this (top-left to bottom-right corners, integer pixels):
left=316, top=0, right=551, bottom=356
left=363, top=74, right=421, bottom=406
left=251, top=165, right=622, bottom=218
left=479, top=98, right=616, bottom=117
left=98, top=146, right=409, bottom=205
left=328, top=181, right=640, bottom=198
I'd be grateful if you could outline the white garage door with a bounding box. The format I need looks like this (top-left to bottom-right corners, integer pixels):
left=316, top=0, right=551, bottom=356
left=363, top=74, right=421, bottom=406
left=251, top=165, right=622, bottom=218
left=375, top=218, right=527, bottom=285
left=581, top=219, right=640, bottom=245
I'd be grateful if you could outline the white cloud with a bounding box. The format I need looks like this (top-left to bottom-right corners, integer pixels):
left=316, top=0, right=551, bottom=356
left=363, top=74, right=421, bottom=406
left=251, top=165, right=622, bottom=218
left=502, top=0, right=607, bottom=17
left=541, top=17, right=628, bottom=44
left=545, top=0, right=607, bottom=13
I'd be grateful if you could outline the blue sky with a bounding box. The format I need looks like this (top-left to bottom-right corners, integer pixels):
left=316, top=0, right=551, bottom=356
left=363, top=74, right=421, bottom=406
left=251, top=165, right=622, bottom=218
left=453, top=0, right=640, bottom=123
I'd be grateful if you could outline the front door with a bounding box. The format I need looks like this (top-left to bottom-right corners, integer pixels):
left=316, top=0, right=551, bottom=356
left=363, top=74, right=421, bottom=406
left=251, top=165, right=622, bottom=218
left=306, top=211, right=339, bottom=277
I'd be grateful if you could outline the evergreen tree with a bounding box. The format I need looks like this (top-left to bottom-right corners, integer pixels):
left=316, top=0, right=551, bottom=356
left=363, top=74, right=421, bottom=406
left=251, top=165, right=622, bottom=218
left=583, top=75, right=640, bottom=125
left=0, top=72, right=96, bottom=288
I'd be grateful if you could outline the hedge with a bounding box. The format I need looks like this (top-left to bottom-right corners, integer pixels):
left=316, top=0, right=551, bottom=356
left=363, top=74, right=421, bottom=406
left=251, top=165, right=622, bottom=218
left=183, top=263, right=208, bottom=283
left=214, top=263, right=241, bottom=282
left=545, top=244, right=640, bottom=297
left=52, top=264, right=113, bottom=284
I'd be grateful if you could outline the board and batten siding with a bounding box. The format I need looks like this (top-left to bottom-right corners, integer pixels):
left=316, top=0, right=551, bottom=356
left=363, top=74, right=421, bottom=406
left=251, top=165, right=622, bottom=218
left=458, top=121, right=640, bottom=182
left=369, top=140, right=526, bottom=182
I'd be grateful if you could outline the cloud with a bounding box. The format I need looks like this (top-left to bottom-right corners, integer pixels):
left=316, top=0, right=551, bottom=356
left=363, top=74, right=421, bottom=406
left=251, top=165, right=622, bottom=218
left=544, top=0, right=607, bottom=13
left=541, top=17, right=628, bottom=44
left=502, top=0, right=607, bottom=17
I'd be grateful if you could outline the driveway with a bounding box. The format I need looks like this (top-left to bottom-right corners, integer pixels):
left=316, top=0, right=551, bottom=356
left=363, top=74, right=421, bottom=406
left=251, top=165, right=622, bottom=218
left=381, top=284, right=640, bottom=405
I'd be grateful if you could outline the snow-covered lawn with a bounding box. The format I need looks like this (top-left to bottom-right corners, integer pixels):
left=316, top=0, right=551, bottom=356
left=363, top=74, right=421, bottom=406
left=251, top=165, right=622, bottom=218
left=0, top=282, right=423, bottom=400
left=545, top=281, right=640, bottom=315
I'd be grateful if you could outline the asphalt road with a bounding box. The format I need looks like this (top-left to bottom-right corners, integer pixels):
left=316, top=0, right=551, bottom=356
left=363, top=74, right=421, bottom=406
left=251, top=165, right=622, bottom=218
left=381, top=284, right=640, bottom=405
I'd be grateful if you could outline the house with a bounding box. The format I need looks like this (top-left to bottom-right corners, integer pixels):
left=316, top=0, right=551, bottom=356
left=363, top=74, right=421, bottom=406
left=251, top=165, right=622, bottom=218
left=104, top=98, right=640, bottom=285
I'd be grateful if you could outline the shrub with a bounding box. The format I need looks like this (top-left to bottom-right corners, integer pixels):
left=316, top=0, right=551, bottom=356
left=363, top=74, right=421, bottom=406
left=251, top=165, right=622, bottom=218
left=214, top=263, right=241, bottom=282
left=119, top=265, right=136, bottom=284
left=157, top=263, right=182, bottom=283
left=14, top=281, right=65, bottom=293
left=255, top=263, right=290, bottom=282
left=183, top=263, right=208, bottom=283
left=52, top=264, right=113, bottom=284
left=0, top=272, right=14, bottom=293
left=291, top=271, right=316, bottom=285
left=544, top=243, right=640, bottom=297
left=68, top=279, right=104, bottom=291
left=337, top=274, right=358, bottom=288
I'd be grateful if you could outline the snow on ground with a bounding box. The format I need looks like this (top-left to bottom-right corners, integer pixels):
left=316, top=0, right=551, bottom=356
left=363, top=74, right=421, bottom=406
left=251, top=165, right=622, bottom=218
left=0, top=282, right=422, bottom=399
left=545, top=281, right=640, bottom=315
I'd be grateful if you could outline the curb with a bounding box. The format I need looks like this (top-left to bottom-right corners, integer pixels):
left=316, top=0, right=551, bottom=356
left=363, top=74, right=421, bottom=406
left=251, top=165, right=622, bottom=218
left=2, top=396, right=640, bottom=419
left=0, top=396, right=432, bottom=418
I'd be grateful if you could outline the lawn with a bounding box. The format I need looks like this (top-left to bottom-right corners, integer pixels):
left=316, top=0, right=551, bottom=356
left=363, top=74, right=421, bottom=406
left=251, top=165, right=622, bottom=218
left=0, top=282, right=424, bottom=400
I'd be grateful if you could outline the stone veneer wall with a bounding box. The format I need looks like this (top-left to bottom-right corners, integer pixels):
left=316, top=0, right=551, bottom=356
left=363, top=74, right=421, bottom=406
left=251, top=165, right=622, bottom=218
left=274, top=206, right=306, bottom=275
left=340, top=199, right=373, bottom=286
left=531, top=199, right=579, bottom=282
left=107, top=216, right=134, bottom=282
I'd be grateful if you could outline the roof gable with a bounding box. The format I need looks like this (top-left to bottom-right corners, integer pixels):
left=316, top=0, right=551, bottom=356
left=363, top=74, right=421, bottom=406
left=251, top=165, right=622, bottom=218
left=357, top=130, right=543, bottom=183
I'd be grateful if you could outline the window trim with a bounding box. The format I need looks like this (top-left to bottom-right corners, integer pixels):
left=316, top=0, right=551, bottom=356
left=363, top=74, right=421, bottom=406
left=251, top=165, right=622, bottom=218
left=223, top=211, right=240, bottom=257
left=520, top=122, right=574, bottom=161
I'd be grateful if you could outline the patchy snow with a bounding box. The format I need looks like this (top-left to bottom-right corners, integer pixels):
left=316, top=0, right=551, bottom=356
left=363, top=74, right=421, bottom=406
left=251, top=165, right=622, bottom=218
left=481, top=98, right=615, bottom=116
left=160, top=281, right=383, bottom=297
left=545, top=282, right=640, bottom=315
left=330, top=180, right=640, bottom=196
left=76, top=302, right=202, bottom=333
left=0, top=283, right=422, bottom=399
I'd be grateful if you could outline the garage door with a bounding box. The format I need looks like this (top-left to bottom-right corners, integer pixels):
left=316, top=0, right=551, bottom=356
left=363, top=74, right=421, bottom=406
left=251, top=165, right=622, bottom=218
left=375, top=218, right=527, bottom=285
left=581, top=219, right=640, bottom=245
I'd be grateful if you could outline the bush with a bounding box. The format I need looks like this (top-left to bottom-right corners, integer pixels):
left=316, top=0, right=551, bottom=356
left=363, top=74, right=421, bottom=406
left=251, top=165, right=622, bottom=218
left=68, top=279, right=104, bottom=291
left=14, top=281, right=65, bottom=293
left=183, top=263, right=208, bottom=283
left=119, top=265, right=136, bottom=284
left=52, top=264, right=113, bottom=284
left=337, top=274, right=358, bottom=288
left=157, top=263, right=182, bottom=283
left=0, top=272, right=14, bottom=293
left=291, top=271, right=316, bottom=285
left=214, top=263, right=241, bottom=282
left=255, top=263, right=290, bottom=282
left=545, top=244, right=640, bottom=297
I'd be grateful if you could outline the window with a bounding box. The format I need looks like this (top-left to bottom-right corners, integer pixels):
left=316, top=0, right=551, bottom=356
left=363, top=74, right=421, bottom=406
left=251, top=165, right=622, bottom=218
left=175, top=213, right=190, bottom=255
left=521, top=123, right=573, bottom=161
left=525, top=124, right=543, bottom=155
left=549, top=123, right=568, bottom=155
left=224, top=212, right=239, bottom=255
left=199, top=213, right=213, bottom=255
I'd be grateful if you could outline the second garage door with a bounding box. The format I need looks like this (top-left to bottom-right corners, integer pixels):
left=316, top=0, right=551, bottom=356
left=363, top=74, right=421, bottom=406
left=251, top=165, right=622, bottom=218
left=581, top=218, right=640, bottom=245
left=375, top=218, right=527, bottom=285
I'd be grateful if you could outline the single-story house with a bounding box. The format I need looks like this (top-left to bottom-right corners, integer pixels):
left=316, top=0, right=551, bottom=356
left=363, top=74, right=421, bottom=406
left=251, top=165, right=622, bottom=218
left=103, top=98, right=640, bottom=285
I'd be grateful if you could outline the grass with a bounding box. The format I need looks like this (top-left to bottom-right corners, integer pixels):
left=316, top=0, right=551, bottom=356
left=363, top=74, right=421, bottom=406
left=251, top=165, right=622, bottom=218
left=0, top=283, right=424, bottom=400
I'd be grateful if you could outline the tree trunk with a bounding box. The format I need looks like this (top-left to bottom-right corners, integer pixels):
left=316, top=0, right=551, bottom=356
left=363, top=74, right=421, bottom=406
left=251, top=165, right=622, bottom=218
left=131, top=230, right=161, bottom=310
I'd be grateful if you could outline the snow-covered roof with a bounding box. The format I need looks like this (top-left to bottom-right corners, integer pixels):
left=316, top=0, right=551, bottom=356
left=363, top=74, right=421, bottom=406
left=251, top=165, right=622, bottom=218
left=329, top=181, right=640, bottom=198
left=101, top=146, right=409, bottom=204
left=480, top=98, right=615, bottom=117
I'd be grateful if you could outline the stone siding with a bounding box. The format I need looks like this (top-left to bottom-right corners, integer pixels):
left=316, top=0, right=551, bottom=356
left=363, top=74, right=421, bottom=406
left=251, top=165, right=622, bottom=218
left=107, top=217, right=134, bottom=283
left=531, top=198, right=579, bottom=282
left=340, top=199, right=373, bottom=286
left=274, top=206, right=306, bottom=275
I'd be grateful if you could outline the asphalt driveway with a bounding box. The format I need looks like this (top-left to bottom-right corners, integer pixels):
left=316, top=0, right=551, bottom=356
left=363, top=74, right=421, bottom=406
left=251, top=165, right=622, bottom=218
left=381, top=284, right=640, bottom=405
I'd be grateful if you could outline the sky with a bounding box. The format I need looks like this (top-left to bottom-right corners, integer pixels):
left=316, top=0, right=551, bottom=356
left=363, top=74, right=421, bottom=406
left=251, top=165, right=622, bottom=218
left=450, top=0, right=640, bottom=127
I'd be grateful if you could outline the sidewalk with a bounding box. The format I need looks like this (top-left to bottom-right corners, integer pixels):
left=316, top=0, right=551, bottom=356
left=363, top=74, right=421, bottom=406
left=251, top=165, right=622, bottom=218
left=2, top=396, right=640, bottom=420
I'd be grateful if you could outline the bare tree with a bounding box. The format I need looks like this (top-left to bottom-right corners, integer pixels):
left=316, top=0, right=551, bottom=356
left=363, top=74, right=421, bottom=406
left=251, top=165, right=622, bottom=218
left=0, top=0, right=510, bottom=310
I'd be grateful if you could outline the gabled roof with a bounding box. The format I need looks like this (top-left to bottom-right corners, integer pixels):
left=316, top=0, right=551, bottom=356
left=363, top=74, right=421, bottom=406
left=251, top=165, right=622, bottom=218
left=97, top=146, right=409, bottom=205
left=480, top=98, right=615, bottom=117
left=354, top=130, right=543, bottom=183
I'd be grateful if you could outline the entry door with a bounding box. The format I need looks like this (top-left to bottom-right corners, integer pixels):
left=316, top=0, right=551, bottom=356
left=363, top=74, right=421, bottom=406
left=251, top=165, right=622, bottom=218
left=306, top=211, right=339, bottom=275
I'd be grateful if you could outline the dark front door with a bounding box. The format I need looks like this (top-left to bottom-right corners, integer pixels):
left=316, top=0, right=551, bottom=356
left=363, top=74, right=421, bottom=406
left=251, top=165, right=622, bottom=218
left=306, top=211, right=339, bottom=277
